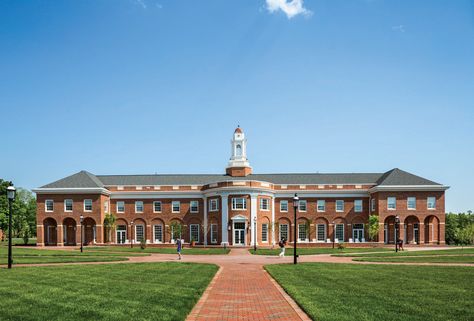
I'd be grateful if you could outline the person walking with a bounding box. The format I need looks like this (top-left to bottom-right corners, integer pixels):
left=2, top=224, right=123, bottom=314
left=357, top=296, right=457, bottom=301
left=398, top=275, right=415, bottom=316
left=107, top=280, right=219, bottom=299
left=176, top=238, right=183, bottom=260
left=278, top=238, right=287, bottom=258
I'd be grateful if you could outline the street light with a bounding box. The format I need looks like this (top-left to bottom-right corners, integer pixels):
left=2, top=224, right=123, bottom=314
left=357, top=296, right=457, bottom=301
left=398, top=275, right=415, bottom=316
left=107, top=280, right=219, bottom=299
left=332, top=220, right=336, bottom=249
left=130, top=220, right=134, bottom=248
left=80, top=215, right=84, bottom=253
left=292, top=194, right=299, bottom=265
left=394, top=215, right=400, bottom=252
left=6, top=185, right=16, bottom=269
left=253, top=216, right=257, bottom=253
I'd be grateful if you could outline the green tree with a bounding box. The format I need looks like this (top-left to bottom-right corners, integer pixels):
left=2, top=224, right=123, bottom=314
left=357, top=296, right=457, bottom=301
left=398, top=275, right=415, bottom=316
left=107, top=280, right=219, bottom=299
left=367, top=215, right=379, bottom=242
left=455, top=225, right=474, bottom=249
left=103, top=213, right=117, bottom=243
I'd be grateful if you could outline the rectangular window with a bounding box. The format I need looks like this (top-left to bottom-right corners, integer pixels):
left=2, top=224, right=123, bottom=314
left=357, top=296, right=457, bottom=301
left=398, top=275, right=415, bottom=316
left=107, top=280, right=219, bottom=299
left=280, top=200, right=288, bottom=212
left=153, top=201, right=162, bottom=213
left=64, top=199, right=73, bottom=212
left=209, top=199, right=219, bottom=212
left=298, top=200, right=307, bottom=212
left=407, top=197, right=416, bottom=210
left=371, top=199, right=375, bottom=212
left=135, top=225, right=144, bottom=242
left=317, top=224, right=326, bottom=241
left=279, top=224, right=289, bottom=241
left=261, top=223, right=268, bottom=242
left=336, top=200, right=344, bottom=212
left=354, top=200, right=363, bottom=212
left=335, top=224, right=344, bottom=241
left=116, top=201, right=125, bottom=213
left=317, top=200, right=326, bottom=212
left=427, top=197, right=436, bottom=210
left=135, top=201, right=144, bottom=213
left=172, top=201, right=180, bottom=213
left=190, top=224, right=199, bottom=242
left=211, top=224, right=218, bottom=244
left=153, top=225, right=163, bottom=243
left=45, top=200, right=54, bottom=212
left=298, top=224, right=307, bottom=241
left=232, top=197, right=247, bottom=210
left=387, top=197, right=396, bottom=210
left=84, top=199, right=92, bottom=212
left=260, top=198, right=269, bottom=211
left=190, top=200, right=199, bottom=213
left=104, top=201, right=109, bottom=213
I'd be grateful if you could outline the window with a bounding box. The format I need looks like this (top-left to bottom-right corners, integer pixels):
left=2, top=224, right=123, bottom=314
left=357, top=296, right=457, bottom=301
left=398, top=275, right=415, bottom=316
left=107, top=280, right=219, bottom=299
left=135, top=201, right=144, bottom=213
left=45, top=200, right=54, bottom=212
left=279, top=224, right=289, bottom=241
left=104, top=201, right=109, bottom=213
left=153, top=225, right=163, bottom=243
left=317, top=224, right=326, bottom=242
left=260, top=198, right=269, bottom=211
left=407, top=197, right=416, bottom=210
left=64, top=199, right=73, bottom=212
left=317, top=200, right=325, bottom=212
left=153, top=201, right=162, bottom=213
left=335, top=224, right=344, bottom=241
left=232, top=197, right=247, bottom=210
left=280, top=200, right=288, bottom=212
left=172, top=201, right=180, bottom=213
left=371, top=199, right=375, bottom=212
left=84, top=199, right=92, bottom=212
left=236, top=144, right=242, bottom=156
left=298, top=224, right=307, bottom=242
left=387, top=197, right=396, bottom=210
left=354, top=200, right=363, bottom=212
left=427, top=197, right=436, bottom=210
left=261, top=223, right=268, bottom=242
left=190, top=201, right=199, bottom=213
left=298, top=200, right=307, bottom=212
left=135, top=225, right=144, bottom=242
left=116, top=201, right=125, bottom=213
left=190, top=224, right=199, bottom=242
left=336, top=200, right=344, bottom=212
left=209, top=199, right=219, bottom=212
left=211, top=224, right=218, bottom=244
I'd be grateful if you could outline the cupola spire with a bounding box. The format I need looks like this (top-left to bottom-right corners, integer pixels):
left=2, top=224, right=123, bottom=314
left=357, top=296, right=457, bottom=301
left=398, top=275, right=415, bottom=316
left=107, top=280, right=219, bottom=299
left=226, top=126, right=252, bottom=176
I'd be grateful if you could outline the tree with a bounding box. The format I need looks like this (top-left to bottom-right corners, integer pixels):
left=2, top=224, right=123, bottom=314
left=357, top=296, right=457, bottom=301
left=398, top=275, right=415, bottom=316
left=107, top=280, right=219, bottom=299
left=455, top=225, right=474, bottom=249
left=367, top=215, right=379, bottom=242
left=103, top=213, right=117, bottom=243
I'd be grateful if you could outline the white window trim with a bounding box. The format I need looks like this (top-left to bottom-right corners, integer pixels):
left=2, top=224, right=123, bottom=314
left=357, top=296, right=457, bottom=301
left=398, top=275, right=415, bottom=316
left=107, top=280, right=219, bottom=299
left=260, top=198, right=270, bottom=211
left=280, top=200, right=288, bottom=212
left=84, top=199, right=92, bottom=212
left=135, top=224, right=145, bottom=243
left=189, top=224, right=200, bottom=243
left=354, top=200, right=363, bottom=213
left=172, top=201, right=181, bottom=213
left=317, top=200, right=325, bottom=212
left=371, top=199, right=375, bottom=212
left=335, top=223, right=345, bottom=241
left=231, top=197, right=247, bottom=210
left=407, top=197, right=416, bottom=210
left=279, top=224, right=289, bottom=241
left=336, top=200, right=344, bottom=212
left=209, top=199, right=219, bottom=212
left=298, top=200, right=307, bottom=212
left=190, top=201, right=199, bottom=213
left=153, top=224, right=163, bottom=243
left=153, top=201, right=162, bottom=213
left=427, top=197, right=436, bottom=210
left=261, top=223, right=269, bottom=243
left=116, top=201, right=125, bottom=213
left=45, top=199, right=54, bottom=212
left=298, top=223, right=309, bottom=242
left=316, top=224, right=327, bottom=242
left=210, top=223, right=218, bottom=244
left=387, top=197, right=396, bottom=210
left=135, top=201, right=144, bottom=213
left=64, top=199, right=73, bottom=212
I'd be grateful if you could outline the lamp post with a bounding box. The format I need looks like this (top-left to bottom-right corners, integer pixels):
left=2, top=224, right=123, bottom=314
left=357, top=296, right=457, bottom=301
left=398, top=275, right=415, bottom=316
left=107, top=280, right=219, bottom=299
left=6, top=185, right=16, bottom=269
left=292, top=194, right=299, bottom=265
left=80, top=215, right=84, bottom=253
left=332, top=220, right=336, bottom=249
left=395, top=215, right=400, bottom=252
left=253, top=216, right=257, bottom=253
left=130, top=220, right=134, bottom=248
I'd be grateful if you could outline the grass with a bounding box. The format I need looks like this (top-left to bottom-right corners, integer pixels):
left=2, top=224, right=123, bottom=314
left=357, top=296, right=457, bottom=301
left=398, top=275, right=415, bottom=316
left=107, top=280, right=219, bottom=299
left=249, top=247, right=391, bottom=256
left=0, top=262, right=218, bottom=321
left=87, top=246, right=231, bottom=255
left=333, top=247, right=474, bottom=257
left=266, top=263, right=474, bottom=321
left=353, top=255, right=474, bottom=263
left=0, top=238, right=37, bottom=246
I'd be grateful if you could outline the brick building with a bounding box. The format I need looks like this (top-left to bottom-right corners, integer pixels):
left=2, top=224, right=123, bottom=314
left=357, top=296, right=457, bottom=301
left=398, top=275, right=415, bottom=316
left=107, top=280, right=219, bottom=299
left=34, top=127, right=448, bottom=247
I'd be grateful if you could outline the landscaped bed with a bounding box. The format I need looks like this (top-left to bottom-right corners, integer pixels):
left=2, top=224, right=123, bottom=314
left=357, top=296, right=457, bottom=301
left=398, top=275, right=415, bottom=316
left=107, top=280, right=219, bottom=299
left=249, top=247, right=391, bottom=256
left=87, top=246, right=230, bottom=255
left=0, top=262, right=218, bottom=321
left=265, top=263, right=474, bottom=321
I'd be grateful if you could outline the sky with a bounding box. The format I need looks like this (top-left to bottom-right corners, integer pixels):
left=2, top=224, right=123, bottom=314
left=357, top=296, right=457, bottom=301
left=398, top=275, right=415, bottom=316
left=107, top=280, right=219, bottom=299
left=0, top=0, right=473, bottom=213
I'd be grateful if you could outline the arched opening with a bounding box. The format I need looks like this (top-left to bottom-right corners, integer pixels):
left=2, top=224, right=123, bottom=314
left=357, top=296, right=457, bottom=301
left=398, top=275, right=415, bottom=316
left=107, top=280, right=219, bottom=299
left=384, top=216, right=398, bottom=244
left=278, top=217, right=291, bottom=243
left=169, top=218, right=184, bottom=243
left=208, top=216, right=220, bottom=245
left=115, top=218, right=128, bottom=244
left=333, top=217, right=347, bottom=243
left=404, top=216, right=420, bottom=244
left=351, top=216, right=365, bottom=243
left=236, top=144, right=242, bottom=157
left=260, top=216, right=271, bottom=244
left=83, top=217, right=96, bottom=245
left=133, top=218, right=147, bottom=244
left=315, top=217, right=329, bottom=243
left=63, top=217, right=77, bottom=246
left=424, top=215, right=440, bottom=244
left=297, top=217, right=310, bottom=242
left=188, top=218, right=202, bottom=244
left=151, top=218, right=164, bottom=244
left=43, top=218, right=57, bottom=246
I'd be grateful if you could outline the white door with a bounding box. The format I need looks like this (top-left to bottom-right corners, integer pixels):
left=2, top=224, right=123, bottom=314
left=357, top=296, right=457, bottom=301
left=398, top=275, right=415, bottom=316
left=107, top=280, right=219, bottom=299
left=233, top=222, right=245, bottom=246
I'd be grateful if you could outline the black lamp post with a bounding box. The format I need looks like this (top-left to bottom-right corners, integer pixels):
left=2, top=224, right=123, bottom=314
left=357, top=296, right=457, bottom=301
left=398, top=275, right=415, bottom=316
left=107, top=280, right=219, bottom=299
left=253, top=216, right=257, bottom=252
left=6, top=185, right=16, bottom=269
left=80, top=215, right=84, bottom=253
left=130, top=220, right=134, bottom=248
left=395, top=215, right=400, bottom=252
left=332, top=220, right=336, bottom=249
left=292, top=194, right=299, bottom=265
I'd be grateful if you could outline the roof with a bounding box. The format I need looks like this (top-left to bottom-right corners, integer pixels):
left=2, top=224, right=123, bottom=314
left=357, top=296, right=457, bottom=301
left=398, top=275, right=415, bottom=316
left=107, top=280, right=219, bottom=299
left=234, top=127, right=242, bottom=134
left=39, top=168, right=442, bottom=188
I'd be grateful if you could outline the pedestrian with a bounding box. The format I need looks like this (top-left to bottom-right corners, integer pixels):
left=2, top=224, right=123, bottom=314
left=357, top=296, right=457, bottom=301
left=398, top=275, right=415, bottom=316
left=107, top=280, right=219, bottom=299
left=177, top=238, right=182, bottom=260
left=398, top=238, right=404, bottom=251
left=278, top=238, right=287, bottom=257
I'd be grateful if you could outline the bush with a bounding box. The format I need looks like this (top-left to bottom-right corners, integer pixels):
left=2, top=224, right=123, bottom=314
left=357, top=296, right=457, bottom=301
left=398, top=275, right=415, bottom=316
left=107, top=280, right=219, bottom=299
left=140, top=239, right=146, bottom=250
left=337, top=242, right=345, bottom=250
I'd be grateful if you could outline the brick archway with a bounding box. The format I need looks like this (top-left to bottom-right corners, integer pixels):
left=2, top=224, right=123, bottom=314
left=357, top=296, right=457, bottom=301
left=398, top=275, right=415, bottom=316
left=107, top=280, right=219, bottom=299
left=424, top=215, right=440, bottom=244
left=43, top=217, right=57, bottom=246
left=404, top=215, right=420, bottom=244
left=62, top=217, right=76, bottom=246
left=83, top=217, right=96, bottom=245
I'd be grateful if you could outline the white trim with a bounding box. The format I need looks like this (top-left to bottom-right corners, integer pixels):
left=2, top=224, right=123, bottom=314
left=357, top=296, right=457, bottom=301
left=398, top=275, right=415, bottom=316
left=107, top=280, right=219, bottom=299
left=153, top=201, right=162, bottom=213
left=190, top=200, right=199, bottom=213
left=280, top=200, right=288, bottom=212
left=369, top=185, right=449, bottom=193
left=45, top=199, right=54, bottom=212
left=335, top=200, right=344, bottom=212
left=64, top=199, right=73, bottom=212
left=116, top=201, right=125, bottom=213
left=172, top=201, right=181, bottom=213
left=135, top=201, right=144, bottom=213
left=259, top=198, right=270, bottom=211
left=83, top=199, right=93, bottom=212
left=354, top=199, right=363, bottom=212
left=317, top=200, right=326, bottom=212
left=189, top=224, right=200, bottom=243
left=209, top=198, right=219, bottom=212
left=407, top=197, right=416, bottom=210
left=387, top=197, right=396, bottom=210
left=298, top=200, right=307, bottom=212
left=231, top=197, right=247, bottom=210
left=33, top=187, right=111, bottom=195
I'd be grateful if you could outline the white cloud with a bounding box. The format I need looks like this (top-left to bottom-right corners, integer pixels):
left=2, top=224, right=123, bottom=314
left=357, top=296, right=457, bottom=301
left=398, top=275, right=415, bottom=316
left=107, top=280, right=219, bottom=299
left=392, top=25, right=406, bottom=33
left=265, top=0, right=312, bottom=19
left=133, top=0, right=147, bottom=9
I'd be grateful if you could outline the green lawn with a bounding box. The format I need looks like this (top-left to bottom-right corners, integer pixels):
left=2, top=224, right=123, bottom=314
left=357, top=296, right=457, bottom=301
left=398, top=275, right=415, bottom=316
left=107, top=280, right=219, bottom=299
left=0, top=262, right=218, bottom=321
left=333, top=247, right=474, bottom=257
left=87, top=246, right=231, bottom=255
left=353, top=255, right=474, bottom=264
left=266, top=263, right=474, bottom=321
left=249, top=247, right=391, bottom=256
left=0, top=238, right=37, bottom=246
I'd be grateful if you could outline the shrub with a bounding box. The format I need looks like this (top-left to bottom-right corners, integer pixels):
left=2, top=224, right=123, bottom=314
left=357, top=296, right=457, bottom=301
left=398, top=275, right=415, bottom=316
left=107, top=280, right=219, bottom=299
left=337, top=242, right=345, bottom=250
left=140, top=239, right=146, bottom=250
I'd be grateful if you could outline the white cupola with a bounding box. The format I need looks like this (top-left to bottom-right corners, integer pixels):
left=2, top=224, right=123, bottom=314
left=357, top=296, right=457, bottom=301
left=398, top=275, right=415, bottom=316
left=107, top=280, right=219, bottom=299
left=226, top=126, right=252, bottom=176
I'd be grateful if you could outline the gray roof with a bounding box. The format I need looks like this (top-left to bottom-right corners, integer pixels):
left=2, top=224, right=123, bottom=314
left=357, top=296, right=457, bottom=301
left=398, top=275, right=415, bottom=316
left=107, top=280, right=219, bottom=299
left=40, top=168, right=441, bottom=188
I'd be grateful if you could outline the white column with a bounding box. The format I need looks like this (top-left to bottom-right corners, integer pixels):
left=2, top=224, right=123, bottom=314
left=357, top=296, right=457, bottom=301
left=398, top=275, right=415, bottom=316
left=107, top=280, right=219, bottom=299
left=203, top=197, right=208, bottom=246
left=271, top=197, right=275, bottom=246
left=250, top=194, right=258, bottom=246
left=221, top=194, right=229, bottom=246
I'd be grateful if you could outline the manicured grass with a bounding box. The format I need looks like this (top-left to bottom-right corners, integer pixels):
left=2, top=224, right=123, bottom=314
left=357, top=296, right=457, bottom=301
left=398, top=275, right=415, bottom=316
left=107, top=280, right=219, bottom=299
left=87, top=246, right=231, bottom=255
left=0, top=262, right=218, bottom=321
left=266, top=263, right=474, bottom=321
left=249, top=247, right=391, bottom=256
left=353, top=255, right=474, bottom=263
left=0, top=238, right=37, bottom=246
left=334, top=247, right=474, bottom=257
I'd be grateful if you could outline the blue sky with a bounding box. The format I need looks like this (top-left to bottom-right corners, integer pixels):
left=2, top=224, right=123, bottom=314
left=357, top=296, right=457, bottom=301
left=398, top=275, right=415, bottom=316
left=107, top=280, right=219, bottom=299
left=1, top=0, right=473, bottom=212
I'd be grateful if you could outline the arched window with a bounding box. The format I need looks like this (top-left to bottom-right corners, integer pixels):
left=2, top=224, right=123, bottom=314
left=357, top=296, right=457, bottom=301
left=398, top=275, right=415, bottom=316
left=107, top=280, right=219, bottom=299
left=236, top=144, right=242, bottom=156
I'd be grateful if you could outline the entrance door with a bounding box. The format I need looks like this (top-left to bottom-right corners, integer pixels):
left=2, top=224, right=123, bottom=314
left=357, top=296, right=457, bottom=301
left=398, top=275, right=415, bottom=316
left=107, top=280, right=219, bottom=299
left=233, top=222, right=245, bottom=246
left=353, top=224, right=364, bottom=242
left=66, top=225, right=75, bottom=245
left=116, top=225, right=126, bottom=244
left=47, top=226, right=57, bottom=245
